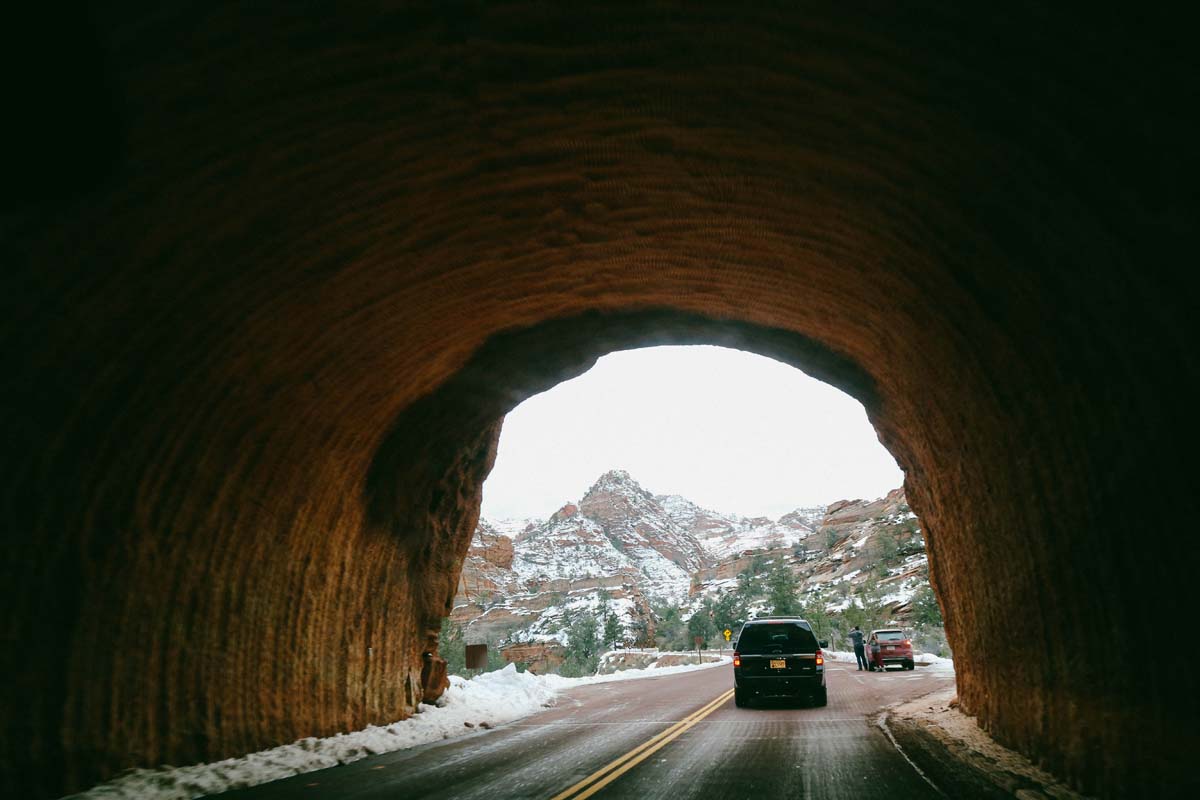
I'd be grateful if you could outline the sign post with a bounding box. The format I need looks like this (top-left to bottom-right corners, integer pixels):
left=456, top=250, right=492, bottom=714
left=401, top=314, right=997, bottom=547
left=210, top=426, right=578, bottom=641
left=722, top=628, right=732, bottom=657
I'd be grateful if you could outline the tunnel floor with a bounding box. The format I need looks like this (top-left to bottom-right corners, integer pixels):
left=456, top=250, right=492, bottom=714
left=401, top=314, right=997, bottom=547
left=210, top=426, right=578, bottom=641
left=210, top=661, right=967, bottom=799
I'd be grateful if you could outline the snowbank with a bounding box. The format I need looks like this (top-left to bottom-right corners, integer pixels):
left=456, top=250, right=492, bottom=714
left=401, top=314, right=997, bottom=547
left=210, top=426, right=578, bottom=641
left=68, top=657, right=730, bottom=800
left=825, top=649, right=955, bottom=674
left=914, top=652, right=955, bottom=673
left=579, top=652, right=730, bottom=685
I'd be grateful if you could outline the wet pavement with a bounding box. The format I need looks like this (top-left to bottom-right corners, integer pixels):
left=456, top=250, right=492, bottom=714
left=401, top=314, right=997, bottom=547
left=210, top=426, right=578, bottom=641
left=216, top=661, right=955, bottom=799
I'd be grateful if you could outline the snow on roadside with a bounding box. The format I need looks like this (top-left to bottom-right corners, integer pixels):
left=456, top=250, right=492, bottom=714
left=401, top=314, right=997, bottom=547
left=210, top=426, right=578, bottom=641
left=825, top=649, right=954, bottom=674
left=885, top=687, right=1082, bottom=799
left=573, top=653, right=730, bottom=686
left=67, top=657, right=730, bottom=800
left=913, top=652, right=955, bottom=673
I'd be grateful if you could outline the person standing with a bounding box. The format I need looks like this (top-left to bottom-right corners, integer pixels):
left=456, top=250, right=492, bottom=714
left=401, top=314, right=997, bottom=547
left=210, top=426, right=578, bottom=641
left=868, top=634, right=882, bottom=672
left=850, top=626, right=867, bottom=670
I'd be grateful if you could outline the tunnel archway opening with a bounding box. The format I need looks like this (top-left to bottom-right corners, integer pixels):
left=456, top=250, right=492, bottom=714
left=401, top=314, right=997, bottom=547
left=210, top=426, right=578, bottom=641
left=445, top=342, right=939, bottom=682
left=366, top=310, right=943, bottom=695
left=360, top=293, right=1185, bottom=798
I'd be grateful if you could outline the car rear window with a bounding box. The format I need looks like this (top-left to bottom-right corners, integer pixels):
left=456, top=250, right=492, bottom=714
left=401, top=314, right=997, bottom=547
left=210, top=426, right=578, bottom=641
left=737, top=622, right=818, bottom=654
left=875, top=631, right=905, bottom=641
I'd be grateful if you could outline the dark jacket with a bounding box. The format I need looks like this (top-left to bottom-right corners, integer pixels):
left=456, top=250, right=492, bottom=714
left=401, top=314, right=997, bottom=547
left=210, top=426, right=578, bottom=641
left=849, top=630, right=865, bottom=648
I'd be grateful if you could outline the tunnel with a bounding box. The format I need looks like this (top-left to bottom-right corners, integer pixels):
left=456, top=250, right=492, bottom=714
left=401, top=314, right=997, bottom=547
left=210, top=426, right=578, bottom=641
left=2, top=3, right=1195, bottom=797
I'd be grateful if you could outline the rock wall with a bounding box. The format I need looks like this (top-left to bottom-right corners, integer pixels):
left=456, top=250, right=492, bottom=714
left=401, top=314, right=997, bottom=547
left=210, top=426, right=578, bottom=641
left=2, top=3, right=1195, bottom=797
left=501, top=643, right=565, bottom=675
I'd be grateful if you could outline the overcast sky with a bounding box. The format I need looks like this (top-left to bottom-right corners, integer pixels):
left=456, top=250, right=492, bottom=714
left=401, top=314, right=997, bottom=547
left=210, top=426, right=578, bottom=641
left=480, top=345, right=904, bottom=521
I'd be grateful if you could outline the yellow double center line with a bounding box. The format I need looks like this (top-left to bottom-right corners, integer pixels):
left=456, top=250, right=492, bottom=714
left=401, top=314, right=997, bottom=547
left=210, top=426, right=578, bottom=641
left=548, top=688, right=735, bottom=800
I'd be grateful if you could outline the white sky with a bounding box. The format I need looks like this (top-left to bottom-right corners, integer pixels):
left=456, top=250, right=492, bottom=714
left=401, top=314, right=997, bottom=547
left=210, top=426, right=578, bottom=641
left=479, top=345, right=904, bottom=521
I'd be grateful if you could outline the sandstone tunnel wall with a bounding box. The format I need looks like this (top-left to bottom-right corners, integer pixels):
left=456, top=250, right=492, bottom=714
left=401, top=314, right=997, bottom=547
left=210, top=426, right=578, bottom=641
left=2, top=4, right=1195, bottom=797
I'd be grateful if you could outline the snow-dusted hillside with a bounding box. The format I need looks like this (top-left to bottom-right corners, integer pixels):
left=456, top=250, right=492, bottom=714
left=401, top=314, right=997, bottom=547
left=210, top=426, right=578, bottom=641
left=688, top=487, right=929, bottom=622
left=658, top=493, right=823, bottom=560
left=489, top=517, right=539, bottom=539
left=512, top=510, right=640, bottom=586
left=574, top=470, right=709, bottom=598
left=454, top=471, right=941, bottom=661
left=488, top=470, right=712, bottom=601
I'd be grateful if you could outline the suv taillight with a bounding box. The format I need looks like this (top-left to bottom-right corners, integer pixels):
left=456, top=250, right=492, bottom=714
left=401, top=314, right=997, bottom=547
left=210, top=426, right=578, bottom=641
left=815, top=649, right=824, bottom=666
left=904, top=639, right=911, bottom=646
left=733, top=651, right=741, bottom=667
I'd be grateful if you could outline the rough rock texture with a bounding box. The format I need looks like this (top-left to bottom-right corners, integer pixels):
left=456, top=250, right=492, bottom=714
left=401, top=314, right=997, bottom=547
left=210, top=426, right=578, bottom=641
left=500, top=643, right=565, bottom=675
left=578, top=471, right=711, bottom=577
left=453, top=521, right=518, bottom=606
left=473, top=525, right=515, bottom=571
left=820, top=489, right=911, bottom=543
left=777, top=509, right=824, bottom=533
left=690, top=488, right=927, bottom=621
left=1, top=4, right=1196, bottom=797
left=659, top=494, right=820, bottom=559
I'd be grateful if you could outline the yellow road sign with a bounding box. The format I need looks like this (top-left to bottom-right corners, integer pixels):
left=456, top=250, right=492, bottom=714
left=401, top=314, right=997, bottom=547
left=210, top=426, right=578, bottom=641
left=723, top=628, right=732, bottom=641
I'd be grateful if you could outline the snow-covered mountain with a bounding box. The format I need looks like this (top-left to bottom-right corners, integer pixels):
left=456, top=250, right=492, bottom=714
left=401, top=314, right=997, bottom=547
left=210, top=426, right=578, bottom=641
left=454, top=471, right=826, bottom=643
left=496, top=469, right=826, bottom=598
left=511, top=506, right=642, bottom=587
left=452, top=471, right=939, bottom=665
left=657, top=493, right=822, bottom=560
left=507, top=470, right=707, bottom=600
left=688, top=487, right=926, bottom=612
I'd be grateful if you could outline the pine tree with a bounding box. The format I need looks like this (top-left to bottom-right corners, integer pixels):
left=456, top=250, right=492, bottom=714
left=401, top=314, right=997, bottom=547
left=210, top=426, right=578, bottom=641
left=602, top=608, right=623, bottom=648
left=561, top=611, right=601, bottom=677
left=735, top=555, right=768, bottom=601
left=713, top=590, right=745, bottom=634
left=439, top=616, right=466, bottom=676
left=652, top=602, right=689, bottom=650
left=912, top=584, right=944, bottom=626
left=766, top=562, right=801, bottom=615
left=686, top=599, right=717, bottom=645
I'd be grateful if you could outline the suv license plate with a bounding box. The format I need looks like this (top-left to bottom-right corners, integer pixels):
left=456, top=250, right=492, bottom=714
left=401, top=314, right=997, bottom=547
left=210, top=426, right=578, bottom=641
left=770, top=659, right=786, bottom=669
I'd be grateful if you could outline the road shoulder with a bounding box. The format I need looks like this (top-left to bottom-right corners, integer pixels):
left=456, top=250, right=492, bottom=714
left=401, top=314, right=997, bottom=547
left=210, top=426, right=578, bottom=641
left=878, top=688, right=1087, bottom=800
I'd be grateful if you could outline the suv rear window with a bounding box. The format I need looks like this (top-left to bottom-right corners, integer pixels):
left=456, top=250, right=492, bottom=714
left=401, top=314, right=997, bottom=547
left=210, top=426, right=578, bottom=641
left=875, top=631, right=905, bottom=641
left=737, top=622, right=818, bottom=654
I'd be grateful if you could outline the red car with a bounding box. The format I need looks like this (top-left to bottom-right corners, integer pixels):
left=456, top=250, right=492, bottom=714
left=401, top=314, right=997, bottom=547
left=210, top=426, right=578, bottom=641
left=867, top=628, right=914, bottom=671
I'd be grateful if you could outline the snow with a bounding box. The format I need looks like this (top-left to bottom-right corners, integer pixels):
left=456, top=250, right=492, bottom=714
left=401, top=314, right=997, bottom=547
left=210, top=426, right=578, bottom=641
left=508, top=591, right=643, bottom=645
left=876, top=576, right=922, bottom=607
left=579, top=652, right=731, bottom=684
left=914, top=652, right=955, bottom=673
left=507, top=497, right=696, bottom=602
left=657, top=493, right=812, bottom=561
left=68, top=658, right=730, bottom=800
left=884, top=687, right=1081, bottom=798
left=825, top=596, right=863, bottom=611
left=488, top=517, right=539, bottom=538
left=825, top=649, right=954, bottom=674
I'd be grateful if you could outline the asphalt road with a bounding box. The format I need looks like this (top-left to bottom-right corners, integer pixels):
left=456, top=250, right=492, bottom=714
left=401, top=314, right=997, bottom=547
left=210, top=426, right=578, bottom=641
left=217, top=661, right=955, bottom=799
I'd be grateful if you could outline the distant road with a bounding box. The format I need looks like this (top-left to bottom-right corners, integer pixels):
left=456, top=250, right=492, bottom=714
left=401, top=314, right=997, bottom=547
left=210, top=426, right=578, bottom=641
left=217, top=661, right=955, bottom=799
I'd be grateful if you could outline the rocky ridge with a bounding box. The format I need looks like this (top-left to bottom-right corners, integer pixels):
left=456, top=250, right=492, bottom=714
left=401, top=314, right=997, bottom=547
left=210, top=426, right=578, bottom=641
left=691, top=487, right=926, bottom=613
left=453, top=471, right=935, bottom=665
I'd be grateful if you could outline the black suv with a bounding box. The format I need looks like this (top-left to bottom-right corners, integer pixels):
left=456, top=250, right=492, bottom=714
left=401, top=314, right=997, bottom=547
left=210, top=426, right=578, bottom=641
left=732, top=617, right=828, bottom=707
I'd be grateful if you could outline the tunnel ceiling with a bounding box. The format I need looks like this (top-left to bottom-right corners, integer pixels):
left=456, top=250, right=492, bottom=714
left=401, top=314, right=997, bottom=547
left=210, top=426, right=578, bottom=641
left=2, top=3, right=1196, bottom=798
